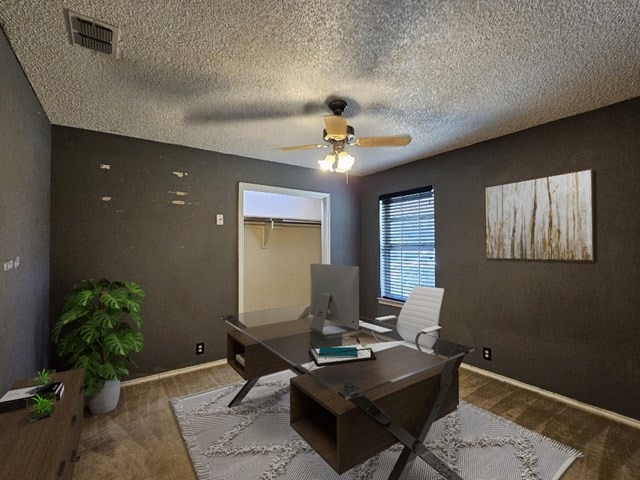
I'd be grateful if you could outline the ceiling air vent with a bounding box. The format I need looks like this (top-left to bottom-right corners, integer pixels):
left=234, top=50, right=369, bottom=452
left=66, top=10, right=119, bottom=57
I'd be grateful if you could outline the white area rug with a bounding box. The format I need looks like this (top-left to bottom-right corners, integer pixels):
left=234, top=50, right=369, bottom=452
left=171, top=372, right=581, bottom=480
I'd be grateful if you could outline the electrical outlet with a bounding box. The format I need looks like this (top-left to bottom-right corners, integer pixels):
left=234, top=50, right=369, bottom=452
left=482, top=347, right=492, bottom=361
left=195, top=342, right=205, bottom=355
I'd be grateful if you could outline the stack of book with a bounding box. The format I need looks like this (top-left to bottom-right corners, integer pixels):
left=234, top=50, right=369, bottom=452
left=309, top=346, right=375, bottom=366
left=0, top=381, right=64, bottom=413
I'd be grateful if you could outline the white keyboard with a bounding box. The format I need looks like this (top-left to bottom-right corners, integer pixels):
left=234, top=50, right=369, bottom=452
left=359, top=320, right=393, bottom=333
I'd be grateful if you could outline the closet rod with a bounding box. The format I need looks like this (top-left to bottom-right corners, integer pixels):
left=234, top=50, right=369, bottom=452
left=243, top=216, right=320, bottom=226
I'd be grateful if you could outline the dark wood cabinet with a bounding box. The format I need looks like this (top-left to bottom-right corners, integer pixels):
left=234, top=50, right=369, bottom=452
left=0, top=369, right=84, bottom=479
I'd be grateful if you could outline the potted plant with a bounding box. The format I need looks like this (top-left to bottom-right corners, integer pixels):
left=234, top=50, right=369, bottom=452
left=35, top=368, right=51, bottom=386
left=27, top=394, right=55, bottom=421
left=51, top=279, right=144, bottom=414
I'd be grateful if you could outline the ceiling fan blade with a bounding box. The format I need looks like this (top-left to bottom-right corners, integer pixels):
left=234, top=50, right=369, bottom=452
left=355, top=135, right=412, bottom=147
left=185, top=101, right=327, bottom=124
left=322, top=115, right=348, bottom=137
left=279, top=144, right=328, bottom=152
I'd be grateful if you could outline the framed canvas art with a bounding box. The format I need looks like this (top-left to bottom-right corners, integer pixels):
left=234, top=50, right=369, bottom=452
left=486, top=170, right=593, bottom=261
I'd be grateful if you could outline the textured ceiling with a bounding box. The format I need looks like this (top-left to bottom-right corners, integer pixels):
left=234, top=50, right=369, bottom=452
left=1, top=1, right=639, bottom=175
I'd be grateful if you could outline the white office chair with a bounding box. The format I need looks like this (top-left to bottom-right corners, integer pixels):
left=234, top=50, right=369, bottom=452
left=368, top=286, right=445, bottom=354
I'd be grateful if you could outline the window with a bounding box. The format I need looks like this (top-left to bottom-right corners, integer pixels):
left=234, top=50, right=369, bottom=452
left=379, top=186, right=435, bottom=302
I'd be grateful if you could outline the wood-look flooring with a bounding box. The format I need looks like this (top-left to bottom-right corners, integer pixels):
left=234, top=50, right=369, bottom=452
left=74, top=364, right=639, bottom=480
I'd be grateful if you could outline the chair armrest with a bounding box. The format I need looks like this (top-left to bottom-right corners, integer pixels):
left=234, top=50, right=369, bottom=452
left=414, top=325, right=441, bottom=353
left=419, top=325, right=441, bottom=334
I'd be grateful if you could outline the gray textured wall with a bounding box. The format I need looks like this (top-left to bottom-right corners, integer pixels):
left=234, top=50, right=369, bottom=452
left=359, top=98, right=640, bottom=420
left=0, top=29, right=51, bottom=393
left=50, top=127, right=359, bottom=376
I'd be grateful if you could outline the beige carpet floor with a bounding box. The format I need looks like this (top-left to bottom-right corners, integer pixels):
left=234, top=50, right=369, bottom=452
left=74, top=363, right=639, bottom=480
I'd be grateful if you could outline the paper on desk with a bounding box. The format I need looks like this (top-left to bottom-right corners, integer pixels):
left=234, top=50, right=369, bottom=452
left=0, top=386, right=35, bottom=402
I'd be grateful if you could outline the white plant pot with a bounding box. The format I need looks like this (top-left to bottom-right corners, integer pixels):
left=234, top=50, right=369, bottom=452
left=88, top=379, right=121, bottom=414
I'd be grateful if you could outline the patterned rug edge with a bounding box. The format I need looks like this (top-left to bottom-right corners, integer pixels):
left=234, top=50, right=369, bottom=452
left=170, top=374, right=582, bottom=480
left=460, top=401, right=583, bottom=459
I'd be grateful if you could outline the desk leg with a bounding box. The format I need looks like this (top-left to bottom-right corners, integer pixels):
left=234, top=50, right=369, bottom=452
left=388, top=354, right=464, bottom=480
left=228, top=366, right=308, bottom=408
left=228, top=377, right=259, bottom=407
left=344, top=354, right=465, bottom=480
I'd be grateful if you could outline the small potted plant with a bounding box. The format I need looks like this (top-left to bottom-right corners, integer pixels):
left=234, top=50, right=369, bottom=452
left=51, top=279, right=144, bottom=414
left=27, top=394, right=55, bottom=421
left=35, top=368, right=52, bottom=386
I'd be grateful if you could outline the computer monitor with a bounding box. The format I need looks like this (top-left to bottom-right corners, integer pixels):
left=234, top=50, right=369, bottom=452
left=309, top=264, right=359, bottom=335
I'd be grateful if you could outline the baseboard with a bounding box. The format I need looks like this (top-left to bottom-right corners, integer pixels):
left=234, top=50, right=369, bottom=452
left=461, top=363, right=640, bottom=429
left=121, top=359, right=228, bottom=387
left=120, top=359, right=638, bottom=428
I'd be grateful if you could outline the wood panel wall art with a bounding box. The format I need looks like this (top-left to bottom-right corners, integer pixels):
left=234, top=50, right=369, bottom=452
left=486, top=170, right=593, bottom=261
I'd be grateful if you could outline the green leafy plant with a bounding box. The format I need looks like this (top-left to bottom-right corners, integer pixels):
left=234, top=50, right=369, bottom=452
left=28, top=394, right=55, bottom=418
left=36, top=369, right=51, bottom=386
left=51, top=279, right=145, bottom=397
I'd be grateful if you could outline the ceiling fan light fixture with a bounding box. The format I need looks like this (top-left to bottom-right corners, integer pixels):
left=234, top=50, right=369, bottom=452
left=318, top=153, right=336, bottom=172
left=335, top=150, right=355, bottom=173
left=280, top=98, right=410, bottom=176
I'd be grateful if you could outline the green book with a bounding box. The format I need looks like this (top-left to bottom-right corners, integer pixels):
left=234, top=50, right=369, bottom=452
left=318, top=346, right=358, bottom=357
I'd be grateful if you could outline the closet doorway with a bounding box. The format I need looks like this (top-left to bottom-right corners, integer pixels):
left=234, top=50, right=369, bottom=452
left=238, top=183, right=330, bottom=313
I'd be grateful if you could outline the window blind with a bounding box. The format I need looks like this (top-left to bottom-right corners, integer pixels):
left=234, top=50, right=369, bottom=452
left=379, top=186, right=435, bottom=302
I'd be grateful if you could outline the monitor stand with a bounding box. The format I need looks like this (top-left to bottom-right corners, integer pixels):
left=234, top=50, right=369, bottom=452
left=310, top=292, right=348, bottom=335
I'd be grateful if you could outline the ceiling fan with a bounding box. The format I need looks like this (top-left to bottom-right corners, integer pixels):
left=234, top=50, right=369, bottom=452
left=279, top=99, right=411, bottom=173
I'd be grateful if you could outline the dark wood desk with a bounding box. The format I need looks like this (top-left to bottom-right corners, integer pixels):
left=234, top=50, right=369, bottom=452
left=224, top=311, right=470, bottom=479
left=0, top=369, right=84, bottom=480
left=227, top=329, right=292, bottom=380
left=290, top=346, right=458, bottom=473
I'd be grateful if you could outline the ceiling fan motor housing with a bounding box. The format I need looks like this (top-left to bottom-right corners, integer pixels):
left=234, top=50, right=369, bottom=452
left=323, top=125, right=355, bottom=143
